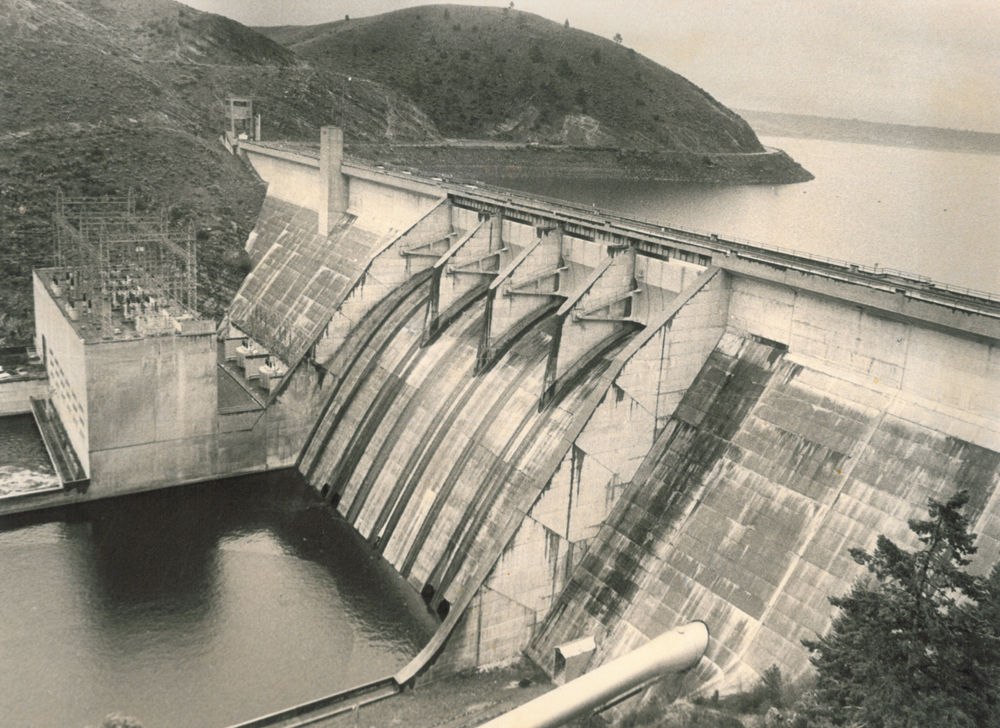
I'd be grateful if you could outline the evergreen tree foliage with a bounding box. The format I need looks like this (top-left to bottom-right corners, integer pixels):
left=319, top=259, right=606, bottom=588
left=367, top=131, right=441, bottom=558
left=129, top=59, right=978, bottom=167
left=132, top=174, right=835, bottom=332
left=803, top=490, right=1000, bottom=727
left=101, top=715, right=143, bottom=728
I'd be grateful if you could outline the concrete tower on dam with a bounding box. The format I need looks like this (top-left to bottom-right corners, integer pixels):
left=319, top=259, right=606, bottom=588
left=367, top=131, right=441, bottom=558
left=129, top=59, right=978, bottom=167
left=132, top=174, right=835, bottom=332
left=17, top=125, right=1000, bottom=697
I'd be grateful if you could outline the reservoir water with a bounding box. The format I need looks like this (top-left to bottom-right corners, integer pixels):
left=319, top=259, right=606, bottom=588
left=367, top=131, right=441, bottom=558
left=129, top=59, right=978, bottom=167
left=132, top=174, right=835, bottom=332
left=0, top=134, right=997, bottom=728
left=482, top=136, right=1000, bottom=296
left=0, top=461, right=436, bottom=728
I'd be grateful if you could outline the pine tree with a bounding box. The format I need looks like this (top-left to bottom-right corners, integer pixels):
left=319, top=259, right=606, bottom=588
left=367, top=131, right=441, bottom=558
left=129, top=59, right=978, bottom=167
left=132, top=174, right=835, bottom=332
left=803, top=490, right=1000, bottom=727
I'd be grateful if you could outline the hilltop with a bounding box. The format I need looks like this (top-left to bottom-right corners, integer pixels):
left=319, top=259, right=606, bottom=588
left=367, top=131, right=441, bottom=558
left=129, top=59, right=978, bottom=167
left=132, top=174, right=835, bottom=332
left=0, top=0, right=439, bottom=344
left=0, top=0, right=439, bottom=140
left=261, top=5, right=767, bottom=153
left=259, top=4, right=810, bottom=184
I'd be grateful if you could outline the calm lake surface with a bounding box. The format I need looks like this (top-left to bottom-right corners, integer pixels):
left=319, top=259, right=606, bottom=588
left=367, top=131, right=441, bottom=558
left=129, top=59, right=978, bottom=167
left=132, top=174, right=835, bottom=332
left=1, top=135, right=997, bottom=728
left=482, top=136, right=1000, bottom=295
left=0, top=455, right=436, bottom=728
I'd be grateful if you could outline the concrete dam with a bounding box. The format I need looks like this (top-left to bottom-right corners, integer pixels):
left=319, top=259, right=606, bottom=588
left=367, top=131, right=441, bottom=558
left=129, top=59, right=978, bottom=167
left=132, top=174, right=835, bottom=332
left=17, top=126, right=1000, bottom=701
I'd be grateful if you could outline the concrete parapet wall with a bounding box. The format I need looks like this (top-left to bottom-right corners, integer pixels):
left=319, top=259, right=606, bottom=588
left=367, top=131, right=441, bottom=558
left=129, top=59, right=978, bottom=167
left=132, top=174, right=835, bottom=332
left=242, top=141, right=442, bottom=238
left=243, top=146, right=321, bottom=211
left=728, top=276, right=1000, bottom=420
left=720, top=254, right=1000, bottom=340
left=348, top=176, right=443, bottom=236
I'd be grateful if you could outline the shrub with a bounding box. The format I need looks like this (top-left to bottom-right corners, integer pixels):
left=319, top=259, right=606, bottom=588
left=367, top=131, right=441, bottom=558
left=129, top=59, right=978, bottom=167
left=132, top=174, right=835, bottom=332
left=102, top=715, right=143, bottom=728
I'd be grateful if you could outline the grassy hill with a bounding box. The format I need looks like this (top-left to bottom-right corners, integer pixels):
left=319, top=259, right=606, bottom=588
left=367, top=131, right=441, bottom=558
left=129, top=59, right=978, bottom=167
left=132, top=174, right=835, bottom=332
left=260, top=4, right=763, bottom=153
left=0, top=0, right=439, bottom=345
left=68, top=0, right=298, bottom=65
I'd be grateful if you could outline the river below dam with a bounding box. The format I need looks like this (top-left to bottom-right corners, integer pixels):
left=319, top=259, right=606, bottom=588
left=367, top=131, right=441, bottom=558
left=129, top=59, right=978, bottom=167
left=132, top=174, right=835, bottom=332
left=0, top=134, right=997, bottom=727
left=0, top=421, right=436, bottom=728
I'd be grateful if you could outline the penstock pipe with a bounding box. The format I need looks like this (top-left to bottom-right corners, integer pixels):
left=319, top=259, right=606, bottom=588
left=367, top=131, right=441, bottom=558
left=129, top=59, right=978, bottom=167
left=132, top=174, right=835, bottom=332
left=477, top=621, right=709, bottom=728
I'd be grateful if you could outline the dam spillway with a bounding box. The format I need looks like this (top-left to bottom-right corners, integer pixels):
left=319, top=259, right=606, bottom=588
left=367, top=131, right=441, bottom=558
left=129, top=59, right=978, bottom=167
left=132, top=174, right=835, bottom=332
left=18, top=126, right=1000, bottom=701
left=298, top=278, right=633, bottom=621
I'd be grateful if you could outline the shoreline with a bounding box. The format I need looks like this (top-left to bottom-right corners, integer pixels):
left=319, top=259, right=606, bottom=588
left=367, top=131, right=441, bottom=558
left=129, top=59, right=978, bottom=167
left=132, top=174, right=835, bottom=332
left=346, top=143, right=814, bottom=185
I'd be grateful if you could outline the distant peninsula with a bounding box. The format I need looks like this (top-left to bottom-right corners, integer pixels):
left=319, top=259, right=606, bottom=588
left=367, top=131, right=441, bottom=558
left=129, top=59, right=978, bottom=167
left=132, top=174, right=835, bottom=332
left=739, top=110, right=1000, bottom=155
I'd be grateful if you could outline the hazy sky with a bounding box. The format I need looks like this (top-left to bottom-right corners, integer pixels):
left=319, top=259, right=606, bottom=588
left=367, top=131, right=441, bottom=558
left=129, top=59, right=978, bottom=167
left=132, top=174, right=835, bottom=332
left=181, top=0, right=1000, bottom=133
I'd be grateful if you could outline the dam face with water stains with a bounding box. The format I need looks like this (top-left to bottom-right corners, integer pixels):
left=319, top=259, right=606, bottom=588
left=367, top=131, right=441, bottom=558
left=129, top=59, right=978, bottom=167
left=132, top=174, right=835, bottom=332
left=15, top=126, right=1000, bottom=695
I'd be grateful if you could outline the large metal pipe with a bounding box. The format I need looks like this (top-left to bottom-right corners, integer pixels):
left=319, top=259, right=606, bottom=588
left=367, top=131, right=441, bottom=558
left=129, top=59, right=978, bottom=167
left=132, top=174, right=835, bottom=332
left=477, top=621, right=709, bottom=728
